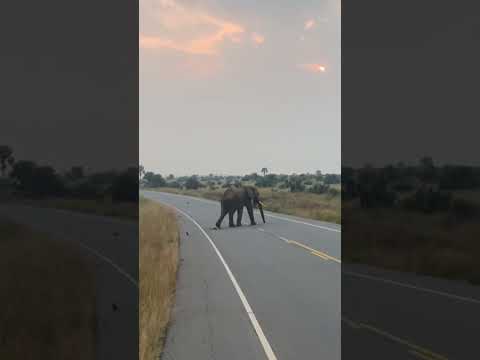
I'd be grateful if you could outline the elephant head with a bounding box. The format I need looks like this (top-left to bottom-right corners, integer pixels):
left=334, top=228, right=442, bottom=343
left=245, top=186, right=266, bottom=223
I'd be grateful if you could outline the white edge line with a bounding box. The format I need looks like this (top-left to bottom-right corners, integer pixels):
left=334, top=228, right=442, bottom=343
left=343, top=271, right=480, bottom=305
left=143, top=190, right=341, bottom=233
left=78, top=241, right=138, bottom=288
left=265, top=213, right=341, bottom=233
left=172, top=206, right=278, bottom=360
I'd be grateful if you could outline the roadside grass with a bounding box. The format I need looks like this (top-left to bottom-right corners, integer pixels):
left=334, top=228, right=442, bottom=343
left=342, top=202, right=480, bottom=284
left=13, top=197, right=138, bottom=219
left=147, top=187, right=341, bottom=224
left=0, top=220, right=96, bottom=359
left=140, top=198, right=179, bottom=360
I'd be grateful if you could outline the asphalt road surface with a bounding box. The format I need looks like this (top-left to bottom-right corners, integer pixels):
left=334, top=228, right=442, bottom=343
left=143, top=191, right=480, bottom=360
left=142, top=191, right=341, bottom=360
left=0, top=204, right=138, bottom=360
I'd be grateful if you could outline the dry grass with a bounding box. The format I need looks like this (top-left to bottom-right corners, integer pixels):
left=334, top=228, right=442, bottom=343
left=13, top=197, right=138, bottom=219
left=342, top=202, right=480, bottom=284
left=149, top=187, right=341, bottom=224
left=140, top=198, right=179, bottom=360
left=0, top=220, right=96, bottom=359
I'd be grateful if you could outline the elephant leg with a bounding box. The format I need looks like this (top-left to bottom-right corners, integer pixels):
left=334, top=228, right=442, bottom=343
left=246, top=203, right=256, bottom=225
left=228, top=210, right=235, bottom=227
left=236, top=207, right=243, bottom=226
left=216, top=202, right=227, bottom=228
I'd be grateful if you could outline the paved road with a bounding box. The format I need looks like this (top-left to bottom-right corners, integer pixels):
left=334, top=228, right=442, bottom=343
left=0, top=205, right=138, bottom=360
left=142, top=191, right=341, bottom=360
left=144, top=191, right=480, bottom=360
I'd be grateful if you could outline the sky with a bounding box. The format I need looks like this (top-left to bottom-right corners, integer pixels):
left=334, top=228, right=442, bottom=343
left=140, top=0, right=341, bottom=176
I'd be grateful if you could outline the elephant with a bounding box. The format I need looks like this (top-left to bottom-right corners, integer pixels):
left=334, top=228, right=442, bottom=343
left=215, top=185, right=266, bottom=228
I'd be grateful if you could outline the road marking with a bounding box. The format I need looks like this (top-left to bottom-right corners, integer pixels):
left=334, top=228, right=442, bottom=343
left=310, top=251, right=329, bottom=260
left=358, top=323, right=448, bottom=360
left=342, top=316, right=446, bottom=359
left=343, top=271, right=480, bottom=305
left=263, top=213, right=341, bottom=233
left=287, top=240, right=341, bottom=263
left=257, top=228, right=341, bottom=263
left=341, top=317, right=361, bottom=329
left=77, top=241, right=138, bottom=288
left=170, top=206, right=278, bottom=360
left=410, top=349, right=439, bottom=360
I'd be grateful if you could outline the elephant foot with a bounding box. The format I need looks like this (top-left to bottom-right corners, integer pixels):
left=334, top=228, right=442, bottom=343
left=215, top=222, right=221, bottom=228
left=236, top=223, right=242, bottom=227
left=229, top=223, right=236, bottom=228
left=250, top=221, right=257, bottom=226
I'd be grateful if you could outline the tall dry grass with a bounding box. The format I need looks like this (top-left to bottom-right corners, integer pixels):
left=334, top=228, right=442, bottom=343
left=342, top=202, right=480, bottom=284
left=140, top=198, right=179, bottom=360
left=15, top=197, right=138, bottom=219
left=150, top=187, right=341, bottom=224
left=0, top=220, right=96, bottom=359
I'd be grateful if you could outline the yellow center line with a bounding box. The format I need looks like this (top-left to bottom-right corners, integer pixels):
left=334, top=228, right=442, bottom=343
left=358, top=323, right=448, bottom=360
left=410, top=350, right=438, bottom=360
left=310, top=251, right=329, bottom=260
left=286, top=240, right=341, bottom=263
left=341, top=317, right=361, bottom=329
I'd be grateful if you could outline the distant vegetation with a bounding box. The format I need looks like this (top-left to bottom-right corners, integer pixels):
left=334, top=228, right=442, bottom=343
left=342, top=157, right=480, bottom=284
left=140, top=167, right=341, bottom=224
left=0, top=145, right=138, bottom=218
left=139, top=167, right=341, bottom=196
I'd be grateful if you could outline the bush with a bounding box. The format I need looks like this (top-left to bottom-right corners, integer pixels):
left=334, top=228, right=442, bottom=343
left=144, top=172, right=166, bottom=187
left=309, top=183, right=329, bottom=194
left=166, top=181, right=181, bottom=189
left=328, top=187, right=340, bottom=197
left=451, top=198, right=478, bottom=219
left=111, top=168, right=138, bottom=202
left=255, top=174, right=278, bottom=188
left=402, top=189, right=451, bottom=213
left=185, top=176, right=201, bottom=190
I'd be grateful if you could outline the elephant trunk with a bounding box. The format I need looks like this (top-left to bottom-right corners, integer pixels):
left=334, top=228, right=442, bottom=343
left=258, top=201, right=266, bottom=223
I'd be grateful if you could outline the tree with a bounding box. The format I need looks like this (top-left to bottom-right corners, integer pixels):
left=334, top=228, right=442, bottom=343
left=112, top=167, right=138, bottom=202
left=11, top=161, right=36, bottom=191
left=185, top=175, right=201, bottom=190
left=419, top=156, right=436, bottom=182
left=0, top=145, right=14, bottom=177
left=324, top=174, right=340, bottom=185
left=66, top=166, right=84, bottom=180
left=287, top=176, right=305, bottom=192
left=139, top=165, right=145, bottom=179
left=261, top=167, right=268, bottom=177
left=144, top=172, right=166, bottom=187
left=167, top=174, right=175, bottom=180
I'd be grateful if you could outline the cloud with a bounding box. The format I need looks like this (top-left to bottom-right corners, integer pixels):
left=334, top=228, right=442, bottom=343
left=140, top=0, right=245, bottom=55
left=304, top=19, right=316, bottom=30
left=298, top=63, right=326, bottom=73
left=251, top=32, right=265, bottom=46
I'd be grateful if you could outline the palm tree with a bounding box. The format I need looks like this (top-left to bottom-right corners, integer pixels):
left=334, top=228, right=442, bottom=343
left=261, top=167, right=268, bottom=177
left=0, top=145, right=14, bottom=177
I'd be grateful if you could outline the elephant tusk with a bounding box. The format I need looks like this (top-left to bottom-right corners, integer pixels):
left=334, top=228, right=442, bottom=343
left=259, top=201, right=265, bottom=207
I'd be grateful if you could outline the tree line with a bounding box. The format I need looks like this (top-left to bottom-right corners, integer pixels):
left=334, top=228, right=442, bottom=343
left=139, top=166, right=341, bottom=196
left=342, top=157, right=480, bottom=218
left=0, top=145, right=138, bottom=202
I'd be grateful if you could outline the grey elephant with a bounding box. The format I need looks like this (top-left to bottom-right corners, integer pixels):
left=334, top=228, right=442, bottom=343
left=215, top=185, right=266, bottom=228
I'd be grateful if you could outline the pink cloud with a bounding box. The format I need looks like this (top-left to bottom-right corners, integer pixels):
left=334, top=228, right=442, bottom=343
left=298, top=63, right=326, bottom=73
left=304, top=19, right=315, bottom=30
left=251, top=32, right=265, bottom=46
left=140, top=0, right=245, bottom=55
